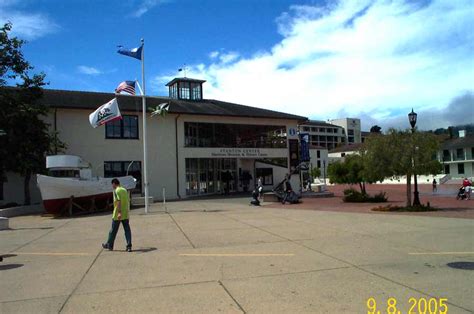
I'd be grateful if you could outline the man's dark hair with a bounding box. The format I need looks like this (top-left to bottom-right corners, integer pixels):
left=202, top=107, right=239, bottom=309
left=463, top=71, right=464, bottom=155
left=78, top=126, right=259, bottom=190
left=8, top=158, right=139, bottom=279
left=111, top=178, right=120, bottom=185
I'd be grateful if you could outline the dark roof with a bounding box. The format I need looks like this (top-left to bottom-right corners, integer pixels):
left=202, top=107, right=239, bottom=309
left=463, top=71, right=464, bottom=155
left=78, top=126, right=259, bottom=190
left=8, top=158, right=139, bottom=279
left=299, top=120, right=343, bottom=128
left=442, top=135, right=474, bottom=150
left=32, top=88, right=306, bottom=121
left=165, top=77, right=206, bottom=86
left=328, top=143, right=363, bottom=153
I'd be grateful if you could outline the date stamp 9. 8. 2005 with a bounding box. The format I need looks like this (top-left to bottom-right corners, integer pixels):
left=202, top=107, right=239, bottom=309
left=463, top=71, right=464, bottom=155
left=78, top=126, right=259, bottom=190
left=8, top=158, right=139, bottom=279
left=366, top=297, right=448, bottom=314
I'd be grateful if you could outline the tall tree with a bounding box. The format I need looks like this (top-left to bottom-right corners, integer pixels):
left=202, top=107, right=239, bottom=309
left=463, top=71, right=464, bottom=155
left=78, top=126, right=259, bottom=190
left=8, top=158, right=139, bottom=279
left=364, top=129, right=442, bottom=207
left=0, top=22, right=65, bottom=205
left=327, top=153, right=384, bottom=194
left=369, top=125, right=382, bottom=133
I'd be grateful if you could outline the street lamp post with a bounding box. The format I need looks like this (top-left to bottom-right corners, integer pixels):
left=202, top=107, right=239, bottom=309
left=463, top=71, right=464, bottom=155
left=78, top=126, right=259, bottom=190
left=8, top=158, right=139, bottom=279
left=408, top=109, right=421, bottom=206
left=323, top=160, right=326, bottom=185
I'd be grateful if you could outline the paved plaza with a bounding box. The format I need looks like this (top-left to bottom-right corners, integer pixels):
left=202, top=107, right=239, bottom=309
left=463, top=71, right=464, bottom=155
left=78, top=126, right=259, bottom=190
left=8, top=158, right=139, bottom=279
left=1, top=194, right=473, bottom=313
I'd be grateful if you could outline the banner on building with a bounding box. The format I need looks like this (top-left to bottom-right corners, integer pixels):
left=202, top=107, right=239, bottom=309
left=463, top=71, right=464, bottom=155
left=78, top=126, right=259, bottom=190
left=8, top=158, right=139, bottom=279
left=299, top=133, right=310, bottom=162
left=89, top=98, right=122, bottom=128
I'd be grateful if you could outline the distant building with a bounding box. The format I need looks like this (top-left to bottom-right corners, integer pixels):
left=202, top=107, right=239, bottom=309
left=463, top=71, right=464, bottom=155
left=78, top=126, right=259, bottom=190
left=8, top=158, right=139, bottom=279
left=327, top=118, right=361, bottom=144
left=438, top=131, right=474, bottom=179
left=298, top=120, right=346, bottom=150
left=309, top=145, right=329, bottom=175
left=1, top=77, right=306, bottom=205
left=361, top=131, right=370, bottom=143
left=328, top=143, right=363, bottom=163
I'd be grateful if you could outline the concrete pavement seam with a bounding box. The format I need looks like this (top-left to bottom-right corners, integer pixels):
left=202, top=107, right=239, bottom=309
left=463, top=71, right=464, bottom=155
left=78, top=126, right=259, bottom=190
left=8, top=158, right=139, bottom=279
left=71, top=280, right=218, bottom=297
left=167, top=213, right=196, bottom=249
left=58, top=248, right=103, bottom=313
left=218, top=280, right=246, bottom=314
left=224, top=265, right=352, bottom=281
left=0, top=294, right=68, bottom=305
left=221, top=212, right=473, bottom=313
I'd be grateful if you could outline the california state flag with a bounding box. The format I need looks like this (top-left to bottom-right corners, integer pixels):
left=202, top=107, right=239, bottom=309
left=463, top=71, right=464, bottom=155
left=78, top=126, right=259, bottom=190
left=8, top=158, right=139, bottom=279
left=89, top=98, right=122, bottom=128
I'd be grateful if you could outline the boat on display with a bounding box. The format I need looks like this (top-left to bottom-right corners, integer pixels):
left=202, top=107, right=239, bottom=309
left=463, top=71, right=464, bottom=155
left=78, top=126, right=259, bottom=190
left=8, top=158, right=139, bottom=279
left=37, top=155, right=136, bottom=215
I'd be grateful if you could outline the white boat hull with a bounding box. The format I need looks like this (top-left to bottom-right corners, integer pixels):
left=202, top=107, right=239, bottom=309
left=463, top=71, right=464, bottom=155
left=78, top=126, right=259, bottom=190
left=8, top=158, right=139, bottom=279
left=37, top=175, right=136, bottom=214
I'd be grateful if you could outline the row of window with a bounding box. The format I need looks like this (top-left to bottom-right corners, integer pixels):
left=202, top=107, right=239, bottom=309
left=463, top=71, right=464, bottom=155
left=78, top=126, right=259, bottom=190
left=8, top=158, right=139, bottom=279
left=106, top=115, right=139, bottom=139
left=442, top=148, right=474, bottom=161
left=310, top=135, right=343, bottom=142
left=444, top=163, right=474, bottom=175
left=184, top=122, right=287, bottom=148
left=168, top=82, right=202, bottom=100
left=104, top=117, right=289, bottom=149
left=301, top=126, right=342, bottom=133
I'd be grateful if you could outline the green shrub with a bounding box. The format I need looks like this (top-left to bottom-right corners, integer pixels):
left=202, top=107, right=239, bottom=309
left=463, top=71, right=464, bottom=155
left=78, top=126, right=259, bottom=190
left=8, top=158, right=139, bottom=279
left=372, top=204, right=436, bottom=212
left=343, top=189, right=388, bottom=203
left=343, top=189, right=367, bottom=202
left=367, top=191, right=387, bottom=203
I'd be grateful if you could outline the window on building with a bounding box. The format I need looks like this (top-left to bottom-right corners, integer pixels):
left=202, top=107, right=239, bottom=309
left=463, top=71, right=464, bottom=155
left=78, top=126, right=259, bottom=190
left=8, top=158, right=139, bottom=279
left=458, top=163, right=464, bottom=174
left=256, top=168, right=273, bottom=185
left=104, top=161, right=142, bottom=193
left=317, top=150, right=320, bottom=158
left=303, top=127, right=310, bottom=132
left=443, top=150, right=450, bottom=161
left=169, top=84, right=178, bottom=98
left=179, top=82, right=190, bottom=99
left=106, top=115, right=138, bottom=139
left=456, top=148, right=464, bottom=160
left=186, top=158, right=237, bottom=195
left=311, top=127, right=317, bottom=132
left=184, top=122, right=287, bottom=148
left=472, top=147, right=474, bottom=159
left=348, top=129, right=354, bottom=136
left=317, top=160, right=321, bottom=168
left=444, top=164, right=450, bottom=174
left=190, top=82, right=202, bottom=100
left=348, top=137, right=354, bottom=143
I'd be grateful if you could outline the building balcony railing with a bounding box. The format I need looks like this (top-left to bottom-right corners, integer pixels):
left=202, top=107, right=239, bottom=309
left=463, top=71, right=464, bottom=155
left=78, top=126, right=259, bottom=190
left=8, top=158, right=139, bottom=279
left=442, top=156, right=451, bottom=162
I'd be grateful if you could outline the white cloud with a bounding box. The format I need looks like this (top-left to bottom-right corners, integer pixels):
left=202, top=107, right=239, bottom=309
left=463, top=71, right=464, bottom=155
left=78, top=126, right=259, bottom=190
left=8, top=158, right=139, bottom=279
left=0, top=1, right=59, bottom=40
left=209, top=51, right=219, bottom=59
left=152, top=0, right=474, bottom=129
left=131, top=0, right=170, bottom=18
left=77, top=66, right=103, bottom=75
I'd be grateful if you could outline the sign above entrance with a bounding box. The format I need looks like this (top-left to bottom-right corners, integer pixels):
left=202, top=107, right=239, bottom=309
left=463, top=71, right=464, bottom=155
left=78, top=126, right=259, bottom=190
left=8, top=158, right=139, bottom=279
left=211, top=148, right=269, bottom=158
left=183, top=147, right=288, bottom=159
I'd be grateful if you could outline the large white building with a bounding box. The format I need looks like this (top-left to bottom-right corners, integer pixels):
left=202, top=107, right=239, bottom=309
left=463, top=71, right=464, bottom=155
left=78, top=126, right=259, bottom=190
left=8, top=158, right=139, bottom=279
left=2, top=78, right=309, bottom=205
left=298, top=120, right=345, bottom=150
left=439, top=132, right=474, bottom=179
left=327, top=118, right=362, bottom=144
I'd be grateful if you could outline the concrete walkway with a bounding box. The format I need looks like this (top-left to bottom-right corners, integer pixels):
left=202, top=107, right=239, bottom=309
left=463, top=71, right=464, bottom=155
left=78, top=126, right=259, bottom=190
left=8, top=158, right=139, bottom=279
left=0, top=198, right=473, bottom=313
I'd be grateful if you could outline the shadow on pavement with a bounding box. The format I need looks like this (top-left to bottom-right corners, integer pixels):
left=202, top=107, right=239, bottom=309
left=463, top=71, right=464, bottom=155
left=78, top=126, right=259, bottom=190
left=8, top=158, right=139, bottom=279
left=0, top=264, right=24, bottom=271
left=111, top=247, right=157, bottom=253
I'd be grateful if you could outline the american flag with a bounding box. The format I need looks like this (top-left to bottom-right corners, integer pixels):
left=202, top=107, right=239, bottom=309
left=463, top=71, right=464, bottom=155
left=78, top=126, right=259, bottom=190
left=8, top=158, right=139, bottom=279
left=115, top=81, right=136, bottom=95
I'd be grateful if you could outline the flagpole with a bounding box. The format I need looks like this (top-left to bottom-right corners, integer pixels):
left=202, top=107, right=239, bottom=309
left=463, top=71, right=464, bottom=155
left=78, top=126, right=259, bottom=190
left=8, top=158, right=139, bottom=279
left=141, top=38, right=149, bottom=214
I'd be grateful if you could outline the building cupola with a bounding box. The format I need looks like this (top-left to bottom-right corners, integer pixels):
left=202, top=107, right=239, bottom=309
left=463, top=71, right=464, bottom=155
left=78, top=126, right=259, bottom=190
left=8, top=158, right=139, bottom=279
left=166, top=77, right=206, bottom=100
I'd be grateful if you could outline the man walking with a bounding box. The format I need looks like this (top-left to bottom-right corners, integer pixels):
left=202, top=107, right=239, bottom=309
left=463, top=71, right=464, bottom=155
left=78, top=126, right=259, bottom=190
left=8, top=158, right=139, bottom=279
left=102, top=178, right=132, bottom=252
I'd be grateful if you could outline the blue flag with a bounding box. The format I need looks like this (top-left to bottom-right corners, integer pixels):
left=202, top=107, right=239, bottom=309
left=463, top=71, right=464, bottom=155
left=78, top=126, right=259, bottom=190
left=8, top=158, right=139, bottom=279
left=117, top=45, right=143, bottom=60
